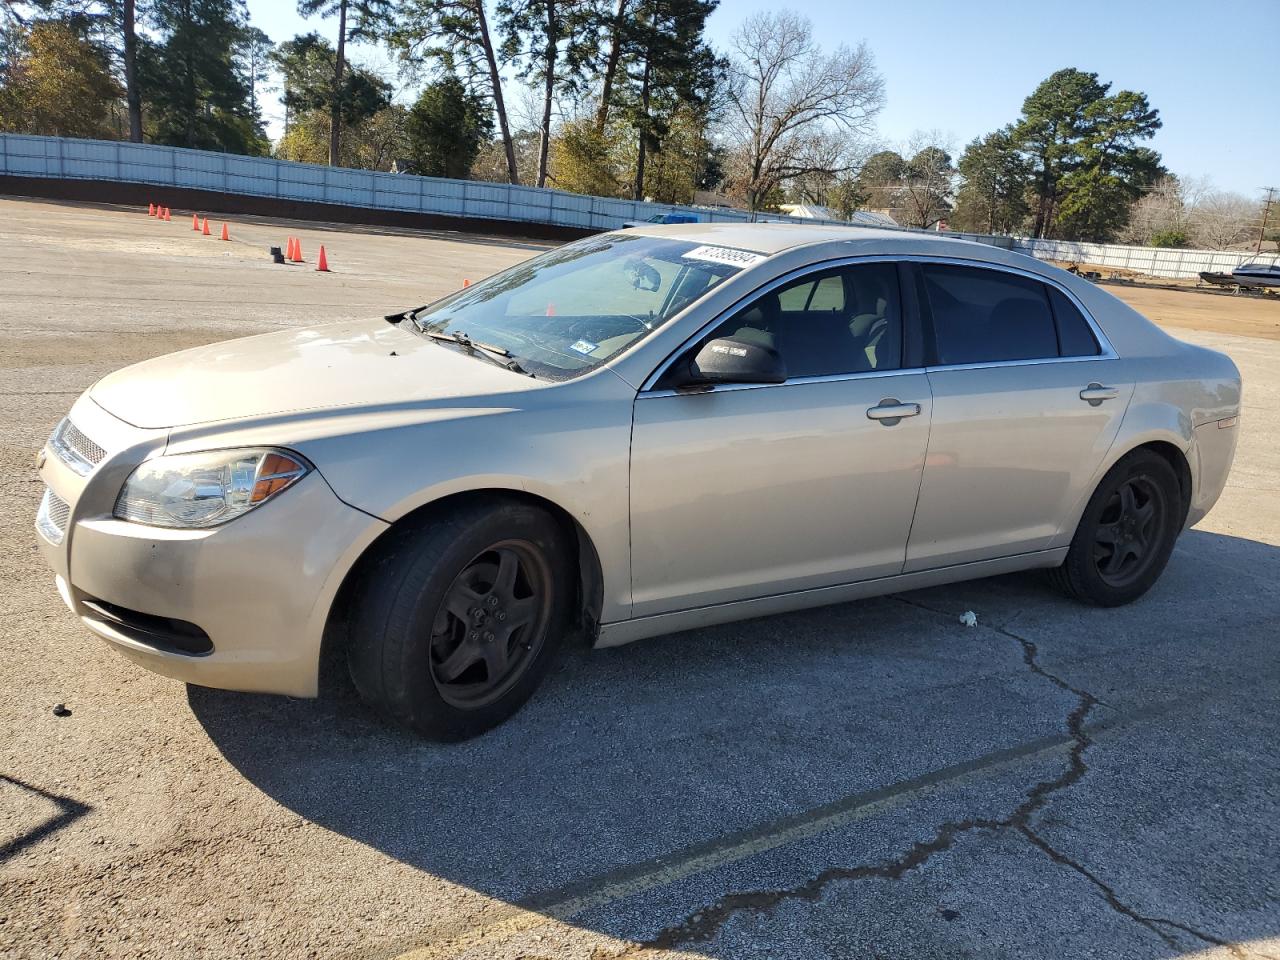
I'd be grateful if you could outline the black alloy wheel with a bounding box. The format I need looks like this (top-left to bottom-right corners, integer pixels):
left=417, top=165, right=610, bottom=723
left=347, top=499, right=572, bottom=740
left=428, top=541, right=552, bottom=709
left=1092, top=475, right=1168, bottom=588
left=1050, top=449, right=1183, bottom=607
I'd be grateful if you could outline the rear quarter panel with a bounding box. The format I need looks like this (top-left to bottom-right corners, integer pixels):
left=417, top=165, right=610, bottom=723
left=1048, top=283, right=1241, bottom=541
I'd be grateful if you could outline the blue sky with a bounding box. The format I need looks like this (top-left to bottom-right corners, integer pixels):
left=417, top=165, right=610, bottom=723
left=245, top=0, right=1278, bottom=197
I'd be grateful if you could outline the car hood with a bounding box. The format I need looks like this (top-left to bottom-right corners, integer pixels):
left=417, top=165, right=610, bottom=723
left=90, top=319, right=540, bottom=429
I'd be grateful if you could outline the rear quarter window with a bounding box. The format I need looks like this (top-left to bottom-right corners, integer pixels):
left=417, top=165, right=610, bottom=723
left=1048, top=287, right=1101, bottom=357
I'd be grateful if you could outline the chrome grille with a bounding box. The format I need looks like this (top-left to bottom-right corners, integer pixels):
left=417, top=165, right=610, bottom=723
left=50, top=418, right=106, bottom=475
left=36, top=487, right=70, bottom=544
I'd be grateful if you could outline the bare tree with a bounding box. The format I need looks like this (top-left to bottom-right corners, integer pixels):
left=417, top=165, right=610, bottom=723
left=1119, top=174, right=1210, bottom=244
left=897, top=130, right=955, bottom=230
left=720, top=11, right=884, bottom=213
left=1191, top=191, right=1260, bottom=250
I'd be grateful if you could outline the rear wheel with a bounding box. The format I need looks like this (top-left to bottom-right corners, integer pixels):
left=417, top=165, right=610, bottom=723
left=348, top=499, right=572, bottom=740
left=1050, top=450, right=1183, bottom=606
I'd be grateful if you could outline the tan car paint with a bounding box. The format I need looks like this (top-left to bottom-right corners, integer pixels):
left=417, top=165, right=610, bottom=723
left=36, top=225, right=1241, bottom=697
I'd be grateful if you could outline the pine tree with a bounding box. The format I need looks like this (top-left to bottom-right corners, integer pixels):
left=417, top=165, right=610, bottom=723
left=387, top=0, right=519, bottom=184
left=617, top=0, right=719, bottom=201
left=951, top=130, right=1030, bottom=234
left=1012, top=68, right=1161, bottom=240
left=142, top=0, right=261, bottom=153
left=497, top=0, right=594, bottom=188
left=405, top=72, right=492, bottom=177
left=295, top=0, right=391, bottom=166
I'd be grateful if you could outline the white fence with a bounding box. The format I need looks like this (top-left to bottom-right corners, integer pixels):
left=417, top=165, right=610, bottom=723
left=1011, top=237, right=1279, bottom=280
left=0, top=133, right=1013, bottom=244
left=0, top=132, right=878, bottom=234
left=3, top=134, right=1273, bottom=279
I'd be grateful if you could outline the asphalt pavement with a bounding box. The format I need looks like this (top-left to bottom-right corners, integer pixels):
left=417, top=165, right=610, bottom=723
left=1, top=197, right=1277, bottom=960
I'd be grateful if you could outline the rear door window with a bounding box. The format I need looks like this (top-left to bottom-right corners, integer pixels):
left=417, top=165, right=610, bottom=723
left=920, top=264, right=1059, bottom=365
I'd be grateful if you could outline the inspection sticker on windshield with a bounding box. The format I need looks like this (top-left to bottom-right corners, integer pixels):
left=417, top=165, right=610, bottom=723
left=569, top=339, right=599, bottom=356
left=681, top=245, right=765, bottom=268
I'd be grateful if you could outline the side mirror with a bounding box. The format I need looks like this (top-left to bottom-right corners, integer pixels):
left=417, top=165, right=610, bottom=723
left=673, top=337, right=788, bottom=388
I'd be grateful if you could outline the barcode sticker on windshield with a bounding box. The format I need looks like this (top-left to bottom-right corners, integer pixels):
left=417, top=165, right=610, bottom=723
left=681, top=245, right=766, bottom=268
left=569, top=339, right=599, bottom=355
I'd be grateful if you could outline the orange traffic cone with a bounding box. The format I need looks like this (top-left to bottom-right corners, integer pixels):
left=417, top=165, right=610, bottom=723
left=316, top=246, right=329, bottom=272
left=148, top=203, right=156, bottom=217
left=291, top=238, right=303, bottom=262
left=284, top=237, right=293, bottom=261
left=462, top=278, right=471, bottom=287
left=192, top=213, right=200, bottom=231
left=163, top=207, right=171, bottom=221
left=201, top=217, right=211, bottom=236
left=219, top=223, right=229, bottom=241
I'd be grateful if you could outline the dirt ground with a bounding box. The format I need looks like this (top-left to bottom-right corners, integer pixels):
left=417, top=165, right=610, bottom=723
left=2, top=197, right=1279, bottom=960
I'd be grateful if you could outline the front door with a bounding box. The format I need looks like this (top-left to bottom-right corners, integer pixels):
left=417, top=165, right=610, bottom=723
left=629, top=260, right=933, bottom=617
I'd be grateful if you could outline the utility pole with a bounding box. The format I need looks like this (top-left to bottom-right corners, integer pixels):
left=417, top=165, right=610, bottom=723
left=1259, top=187, right=1277, bottom=255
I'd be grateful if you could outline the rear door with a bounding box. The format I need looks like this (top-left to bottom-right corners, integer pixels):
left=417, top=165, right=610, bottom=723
left=629, top=260, right=933, bottom=617
left=904, top=262, right=1133, bottom=572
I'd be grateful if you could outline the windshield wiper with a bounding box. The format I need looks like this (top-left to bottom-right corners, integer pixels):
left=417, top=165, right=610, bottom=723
left=425, top=330, right=534, bottom=377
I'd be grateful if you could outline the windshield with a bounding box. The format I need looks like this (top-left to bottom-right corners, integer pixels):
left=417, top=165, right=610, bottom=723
left=410, top=234, right=751, bottom=380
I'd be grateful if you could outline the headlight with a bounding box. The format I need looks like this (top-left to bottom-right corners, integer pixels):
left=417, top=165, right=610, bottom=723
left=114, top=449, right=310, bottom=529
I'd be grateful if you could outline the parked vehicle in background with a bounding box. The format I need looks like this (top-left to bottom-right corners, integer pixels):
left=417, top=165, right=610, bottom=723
left=1231, top=261, right=1280, bottom=290
left=36, top=225, right=1241, bottom=740
left=622, top=211, right=702, bottom=228
left=1199, top=260, right=1280, bottom=292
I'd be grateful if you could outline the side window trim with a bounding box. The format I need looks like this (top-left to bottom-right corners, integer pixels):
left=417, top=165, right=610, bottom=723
left=637, top=254, right=1114, bottom=394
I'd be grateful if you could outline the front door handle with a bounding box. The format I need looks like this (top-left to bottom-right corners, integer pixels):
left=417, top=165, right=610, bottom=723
left=1079, top=383, right=1120, bottom=406
left=866, top=399, right=921, bottom=425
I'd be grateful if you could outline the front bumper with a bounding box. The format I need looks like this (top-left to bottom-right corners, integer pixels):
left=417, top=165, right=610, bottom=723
left=36, top=396, right=384, bottom=697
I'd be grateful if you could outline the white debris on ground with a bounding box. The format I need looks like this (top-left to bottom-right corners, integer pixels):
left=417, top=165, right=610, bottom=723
left=959, top=611, right=979, bottom=627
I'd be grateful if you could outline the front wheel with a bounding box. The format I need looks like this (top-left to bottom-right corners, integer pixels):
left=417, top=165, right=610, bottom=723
left=347, top=499, right=573, bottom=740
left=1050, top=450, right=1183, bottom=606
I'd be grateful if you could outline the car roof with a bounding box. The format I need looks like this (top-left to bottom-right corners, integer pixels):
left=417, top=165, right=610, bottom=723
left=617, top=221, right=1003, bottom=259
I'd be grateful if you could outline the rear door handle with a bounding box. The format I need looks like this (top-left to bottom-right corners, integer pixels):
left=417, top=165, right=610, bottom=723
left=866, top=399, right=921, bottom=425
left=1079, top=383, right=1120, bottom=405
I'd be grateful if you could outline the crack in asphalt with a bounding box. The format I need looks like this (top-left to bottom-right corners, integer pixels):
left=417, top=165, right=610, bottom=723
left=604, top=595, right=1245, bottom=958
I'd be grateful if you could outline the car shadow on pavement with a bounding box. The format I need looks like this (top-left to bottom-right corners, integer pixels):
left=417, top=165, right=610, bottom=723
left=188, top=529, right=1280, bottom=957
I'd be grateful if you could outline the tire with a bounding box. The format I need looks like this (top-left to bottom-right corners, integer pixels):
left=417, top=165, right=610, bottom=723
left=347, top=499, right=573, bottom=740
left=1050, top=449, right=1183, bottom=607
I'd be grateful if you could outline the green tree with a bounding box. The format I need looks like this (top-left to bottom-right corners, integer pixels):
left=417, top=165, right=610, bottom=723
left=617, top=0, right=719, bottom=201
left=550, top=114, right=623, bottom=195
left=854, top=150, right=906, bottom=212
left=497, top=0, right=595, bottom=188
left=827, top=175, right=868, bottom=220
left=0, top=1, right=143, bottom=140
left=1012, top=68, right=1161, bottom=240
left=141, top=0, right=266, bottom=153
left=295, top=0, right=389, bottom=166
left=899, top=142, right=954, bottom=229
left=387, top=0, right=518, bottom=184
left=1149, top=229, right=1187, bottom=248
left=405, top=73, right=492, bottom=177
left=951, top=129, right=1030, bottom=234
left=273, top=32, right=389, bottom=159
left=0, top=18, right=121, bottom=138
left=234, top=24, right=273, bottom=128
left=637, top=98, right=712, bottom=203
